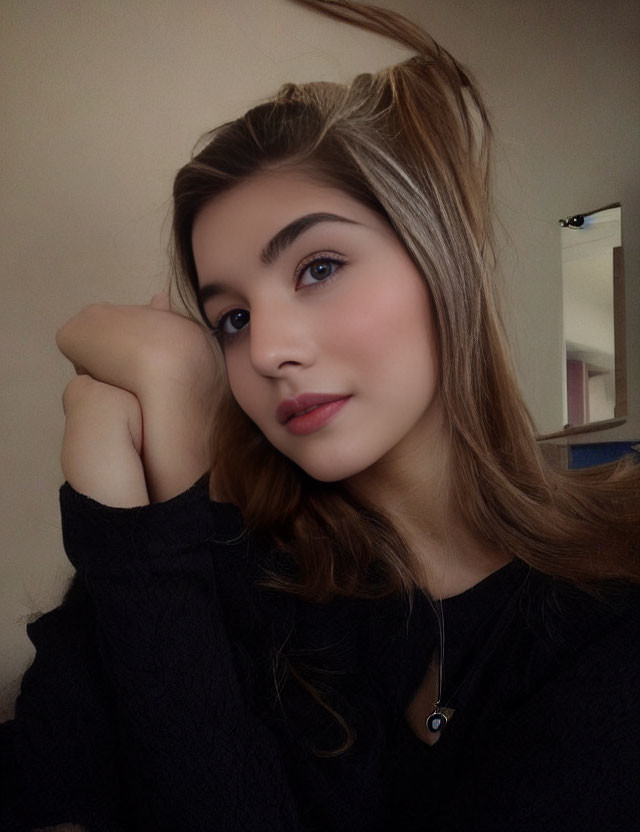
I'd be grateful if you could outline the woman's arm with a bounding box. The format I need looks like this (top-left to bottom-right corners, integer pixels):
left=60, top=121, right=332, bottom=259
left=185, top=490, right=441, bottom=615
left=56, top=293, right=217, bottom=503
left=55, top=464, right=302, bottom=830
left=61, top=375, right=148, bottom=507
left=49, top=296, right=302, bottom=830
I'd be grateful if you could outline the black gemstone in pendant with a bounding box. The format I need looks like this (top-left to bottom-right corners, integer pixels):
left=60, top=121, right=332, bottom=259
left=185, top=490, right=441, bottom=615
left=426, top=710, right=448, bottom=734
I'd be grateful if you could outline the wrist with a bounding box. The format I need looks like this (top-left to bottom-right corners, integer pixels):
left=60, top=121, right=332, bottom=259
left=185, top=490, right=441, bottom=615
left=137, top=394, right=212, bottom=503
left=61, top=376, right=149, bottom=507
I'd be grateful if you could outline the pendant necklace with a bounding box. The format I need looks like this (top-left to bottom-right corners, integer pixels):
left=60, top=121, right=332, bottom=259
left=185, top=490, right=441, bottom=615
left=422, top=562, right=530, bottom=738
left=425, top=597, right=454, bottom=736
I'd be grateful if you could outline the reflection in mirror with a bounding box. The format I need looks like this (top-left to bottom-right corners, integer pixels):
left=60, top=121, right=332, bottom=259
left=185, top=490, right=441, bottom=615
left=560, top=204, right=626, bottom=433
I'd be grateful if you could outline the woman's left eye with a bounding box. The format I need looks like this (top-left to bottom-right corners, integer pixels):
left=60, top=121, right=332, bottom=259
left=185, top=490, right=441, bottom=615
left=297, top=256, right=345, bottom=288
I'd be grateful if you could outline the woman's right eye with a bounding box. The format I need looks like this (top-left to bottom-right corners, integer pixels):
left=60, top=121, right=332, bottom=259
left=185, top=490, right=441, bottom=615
left=214, top=308, right=250, bottom=339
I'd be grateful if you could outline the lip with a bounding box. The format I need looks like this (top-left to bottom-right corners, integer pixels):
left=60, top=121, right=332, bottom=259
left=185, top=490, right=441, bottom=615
left=276, top=393, right=351, bottom=431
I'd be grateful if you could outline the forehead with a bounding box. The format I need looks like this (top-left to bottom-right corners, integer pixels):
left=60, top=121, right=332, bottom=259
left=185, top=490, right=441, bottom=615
left=191, top=170, right=388, bottom=274
left=195, top=168, right=367, bottom=224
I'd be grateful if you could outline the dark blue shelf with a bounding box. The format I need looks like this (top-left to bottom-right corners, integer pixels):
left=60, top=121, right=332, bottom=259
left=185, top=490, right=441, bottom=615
left=569, top=441, right=640, bottom=469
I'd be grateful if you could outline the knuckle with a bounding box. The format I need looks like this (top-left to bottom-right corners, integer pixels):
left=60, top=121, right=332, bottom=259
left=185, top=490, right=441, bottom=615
left=62, top=374, right=95, bottom=406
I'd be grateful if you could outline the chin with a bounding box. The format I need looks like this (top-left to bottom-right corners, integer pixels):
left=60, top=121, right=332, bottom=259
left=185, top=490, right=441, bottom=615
left=287, top=448, right=377, bottom=485
left=300, top=467, right=350, bottom=484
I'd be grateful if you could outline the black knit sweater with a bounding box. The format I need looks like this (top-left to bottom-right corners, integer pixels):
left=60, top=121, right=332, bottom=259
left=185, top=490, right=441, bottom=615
left=1, top=475, right=638, bottom=831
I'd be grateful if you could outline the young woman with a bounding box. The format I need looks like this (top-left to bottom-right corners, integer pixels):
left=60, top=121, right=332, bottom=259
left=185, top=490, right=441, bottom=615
left=2, top=1, right=639, bottom=830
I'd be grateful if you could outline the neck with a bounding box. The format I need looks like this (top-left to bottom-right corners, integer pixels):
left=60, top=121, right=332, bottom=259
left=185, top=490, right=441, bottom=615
left=348, top=421, right=511, bottom=600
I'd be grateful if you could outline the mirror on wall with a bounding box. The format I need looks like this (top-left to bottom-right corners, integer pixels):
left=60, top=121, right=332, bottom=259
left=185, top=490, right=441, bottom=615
left=549, top=204, right=627, bottom=438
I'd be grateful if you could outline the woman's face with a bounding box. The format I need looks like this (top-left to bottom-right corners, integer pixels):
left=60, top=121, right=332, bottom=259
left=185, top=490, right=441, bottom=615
left=192, top=170, right=443, bottom=483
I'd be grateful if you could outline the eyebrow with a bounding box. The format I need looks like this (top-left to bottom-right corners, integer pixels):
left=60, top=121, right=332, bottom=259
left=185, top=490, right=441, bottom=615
left=197, top=212, right=359, bottom=304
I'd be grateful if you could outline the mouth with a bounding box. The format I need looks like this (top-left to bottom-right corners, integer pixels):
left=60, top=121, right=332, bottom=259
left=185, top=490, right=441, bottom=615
left=276, top=393, right=351, bottom=435
left=276, top=393, right=349, bottom=424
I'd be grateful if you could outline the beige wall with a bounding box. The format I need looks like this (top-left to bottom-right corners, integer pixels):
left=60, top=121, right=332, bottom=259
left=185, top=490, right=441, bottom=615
left=2, top=0, right=638, bottom=710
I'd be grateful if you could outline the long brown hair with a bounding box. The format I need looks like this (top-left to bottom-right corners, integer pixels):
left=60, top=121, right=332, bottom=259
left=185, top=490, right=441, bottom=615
left=171, top=0, right=639, bottom=754
left=173, top=0, right=640, bottom=602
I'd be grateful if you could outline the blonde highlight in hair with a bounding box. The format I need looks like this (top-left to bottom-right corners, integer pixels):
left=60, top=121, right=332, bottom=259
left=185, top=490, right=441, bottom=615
left=171, top=0, right=640, bottom=756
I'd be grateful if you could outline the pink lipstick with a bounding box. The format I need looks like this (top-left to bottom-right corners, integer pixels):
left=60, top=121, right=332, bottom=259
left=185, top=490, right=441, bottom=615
left=277, top=393, right=350, bottom=436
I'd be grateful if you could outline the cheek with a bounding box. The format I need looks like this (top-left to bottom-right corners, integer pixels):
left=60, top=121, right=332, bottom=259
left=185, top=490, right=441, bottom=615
left=335, top=274, right=436, bottom=372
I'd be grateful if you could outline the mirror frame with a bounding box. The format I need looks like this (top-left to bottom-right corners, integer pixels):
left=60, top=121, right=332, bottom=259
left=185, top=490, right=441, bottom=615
left=537, top=204, right=627, bottom=441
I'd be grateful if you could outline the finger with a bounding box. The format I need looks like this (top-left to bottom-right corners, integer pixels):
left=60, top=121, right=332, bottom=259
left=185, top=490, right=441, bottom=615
left=149, top=291, right=171, bottom=311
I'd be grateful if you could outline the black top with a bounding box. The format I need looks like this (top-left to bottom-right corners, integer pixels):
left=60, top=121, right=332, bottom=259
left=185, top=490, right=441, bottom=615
left=1, top=475, right=638, bottom=831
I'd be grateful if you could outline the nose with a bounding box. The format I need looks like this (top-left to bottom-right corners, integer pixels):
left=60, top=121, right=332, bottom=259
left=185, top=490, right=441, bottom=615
left=248, top=298, right=315, bottom=377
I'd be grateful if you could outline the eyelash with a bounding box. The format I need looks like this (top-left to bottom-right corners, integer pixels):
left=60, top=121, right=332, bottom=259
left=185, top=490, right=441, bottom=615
left=210, top=253, right=346, bottom=344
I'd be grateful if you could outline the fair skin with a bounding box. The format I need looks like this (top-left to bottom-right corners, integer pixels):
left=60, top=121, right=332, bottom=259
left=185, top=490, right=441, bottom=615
left=193, top=170, right=507, bottom=600
left=57, top=291, right=216, bottom=505
left=192, top=171, right=441, bottom=486
left=58, top=169, right=508, bottom=747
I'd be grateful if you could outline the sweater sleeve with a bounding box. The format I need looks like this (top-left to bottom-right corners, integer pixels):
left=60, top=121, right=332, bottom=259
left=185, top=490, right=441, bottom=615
left=61, top=475, right=301, bottom=831
left=4, top=477, right=301, bottom=832
left=0, top=576, right=127, bottom=832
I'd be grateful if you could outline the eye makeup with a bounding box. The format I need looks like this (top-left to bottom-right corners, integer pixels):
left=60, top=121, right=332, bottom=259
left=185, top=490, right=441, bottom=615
left=207, top=251, right=348, bottom=346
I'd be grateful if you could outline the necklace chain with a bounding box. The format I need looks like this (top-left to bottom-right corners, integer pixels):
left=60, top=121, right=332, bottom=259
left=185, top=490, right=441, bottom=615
left=425, top=597, right=453, bottom=735
left=422, top=564, right=530, bottom=738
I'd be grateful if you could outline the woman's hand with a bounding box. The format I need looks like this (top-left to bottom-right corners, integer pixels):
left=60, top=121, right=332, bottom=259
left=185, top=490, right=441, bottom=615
left=57, top=293, right=219, bottom=503
left=56, top=292, right=215, bottom=403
